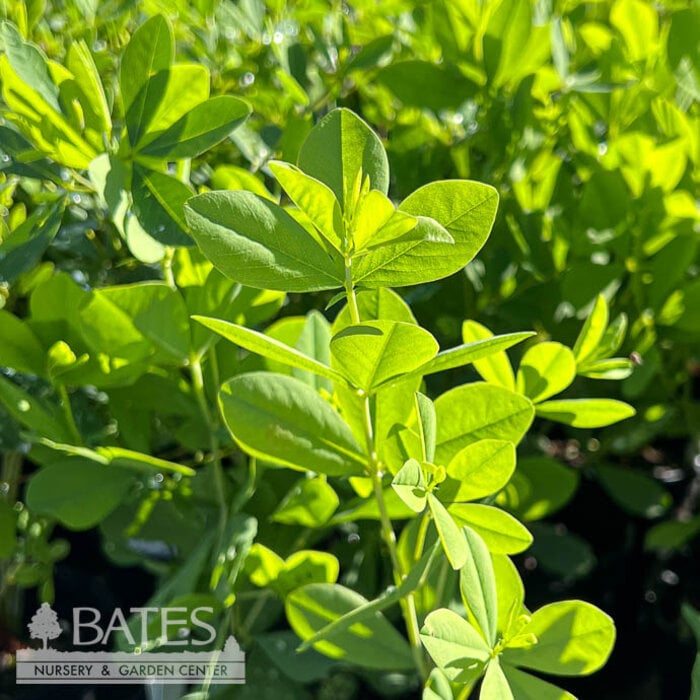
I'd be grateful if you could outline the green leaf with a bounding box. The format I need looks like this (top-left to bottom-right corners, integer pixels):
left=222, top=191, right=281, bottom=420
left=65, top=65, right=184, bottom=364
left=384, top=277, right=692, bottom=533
left=0, top=125, right=62, bottom=182
left=692, top=655, right=700, bottom=700
left=272, top=477, right=339, bottom=527
left=0, top=375, right=71, bottom=442
left=131, top=167, right=193, bottom=247
left=126, top=64, right=209, bottom=148
left=392, top=458, right=427, bottom=513
left=88, top=154, right=166, bottom=263
left=276, top=550, right=340, bottom=595
left=596, top=464, right=671, bottom=518
left=501, top=665, right=575, bottom=700
left=354, top=181, right=498, bottom=288
left=292, top=311, right=333, bottom=392
left=610, top=0, right=658, bottom=62
left=297, top=108, right=389, bottom=209
left=420, top=608, right=491, bottom=683
left=577, top=358, right=633, bottom=380
left=439, top=440, right=516, bottom=504
left=219, top=372, right=365, bottom=476
left=285, top=583, right=414, bottom=670
left=0, top=201, right=64, bottom=283
left=460, top=526, right=498, bottom=646
left=333, top=288, right=417, bottom=330
left=428, top=492, right=468, bottom=569
left=435, top=383, right=534, bottom=465
left=351, top=189, right=418, bottom=251
left=517, top=342, right=576, bottom=403
left=377, top=61, right=474, bottom=111
left=497, top=457, right=579, bottom=521
left=450, top=504, right=533, bottom=554
left=246, top=543, right=284, bottom=588
left=0, top=310, right=46, bottom=375
left=493, top=555, right=526, bottom=633
left=535, top=399, right=635, bottom=428
left=416, top=392, right=437, bottom=462
left=83, top=282, right=190, bottom=364
left=139, top=95, right=250, bottom=158
left=330, top=320, right=438, bottom=392
left=268, top=160, right=344, bottom=252
left=119, top=14, right=173, bottom=113
left=462, top=320, right=515, bottom=390
left=573, top=294, right=608, bottom=364
left=344, top=35, right=394, bottom=73
left=0, top=50, right=95, bottom=169
left=26, top=458, right=134, bottom=530
left=528, top=523, right=596, bottom=579
left=414, top=332, right=535, bottom=379
left=683, top=604, right=700, bottom=648
left=193, top=316, right=347, bottom=385
left=502, top=600, right=615, bottom=676
left=645, top=517, right=700, bottom=551
left=184, top=191, right=344, bottom=292
left=423, top=668, right=454, bottom=700
left=211, top=164, right=275, bottom=200
left=256, top=631, right=338, bottom=684
left=481, top=660, right=514, bottom=700
left=66, top=40, right=111, bottom=141
left=0, top=22, right=59, bottom=111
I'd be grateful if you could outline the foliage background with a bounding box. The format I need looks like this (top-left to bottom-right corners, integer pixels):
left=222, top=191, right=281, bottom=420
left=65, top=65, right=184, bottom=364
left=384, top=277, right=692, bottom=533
left=0, top=0, right=699, bottom=698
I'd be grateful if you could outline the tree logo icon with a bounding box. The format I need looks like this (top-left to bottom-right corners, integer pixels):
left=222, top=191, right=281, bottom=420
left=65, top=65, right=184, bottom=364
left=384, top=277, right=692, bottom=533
left=27, top=603, right=62, bottom=649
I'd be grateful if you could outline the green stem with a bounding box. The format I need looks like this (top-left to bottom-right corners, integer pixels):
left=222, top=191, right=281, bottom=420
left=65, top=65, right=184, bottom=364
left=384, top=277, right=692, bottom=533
left=58, top=385, right=82, bottom=445
left=363, top=396, right=427, bottom=680
left=240, top=589, right=275, bottom=641
left=413, top=510, right=431, bottom=564
left=189, top=356, right=228, bottom=546
left=162, top=247, right=177, bottom=289
left=176, top=158, right=192, bottom=184
left=344, top=257, right=361, bottom=324
left=231, top=457, right=257, bottom=514
left=345, top=252, right=427, bottom=679
left=69, top=169, right=96, bottom=191
left=2, top=451, right=21, bottom=504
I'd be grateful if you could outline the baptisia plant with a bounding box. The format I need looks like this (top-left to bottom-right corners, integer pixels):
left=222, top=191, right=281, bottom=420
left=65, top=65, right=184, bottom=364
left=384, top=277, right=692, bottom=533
left=185, top=108, right=628, bottom=698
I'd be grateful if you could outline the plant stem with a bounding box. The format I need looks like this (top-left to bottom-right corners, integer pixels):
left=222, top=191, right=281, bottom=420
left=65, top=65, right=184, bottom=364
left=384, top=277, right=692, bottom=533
left=413, top=510, right=431, bottom=564
left=162, top=247, right=177, bottom=289
left=2, top=451, right=21, bottom=504
left=363, top=395, right=427, bottom=680
left=344, top=257, right=361, bottom=324
left=176, top=158, right=191, bottom=184
left=189, top=356, right=228, bottom=546
left=345, top=252, right=427, bottom=679
left=58, top=385, right=82, bottom=444
left=231, top=457, right=257, bottom=514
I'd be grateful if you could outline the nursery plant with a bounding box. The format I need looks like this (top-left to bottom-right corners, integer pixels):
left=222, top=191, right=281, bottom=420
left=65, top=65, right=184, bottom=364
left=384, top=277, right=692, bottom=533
left=0, top=2, right=699, bottom=699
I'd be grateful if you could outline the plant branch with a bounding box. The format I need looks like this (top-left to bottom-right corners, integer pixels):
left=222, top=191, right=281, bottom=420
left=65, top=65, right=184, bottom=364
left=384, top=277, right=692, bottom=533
left=345, top=256, right=427, bottom=678
left=189, top=355, right=228, bottom=546
left=363, top=394, right=427, bottom=680
left=161, top=247, right=177, bottom=289
left=344, top=256, right=361, bottom=324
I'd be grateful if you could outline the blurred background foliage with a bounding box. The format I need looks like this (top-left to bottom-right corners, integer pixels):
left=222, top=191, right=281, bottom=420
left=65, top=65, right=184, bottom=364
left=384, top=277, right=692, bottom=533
left=0, top=0, right=699, bottom=698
